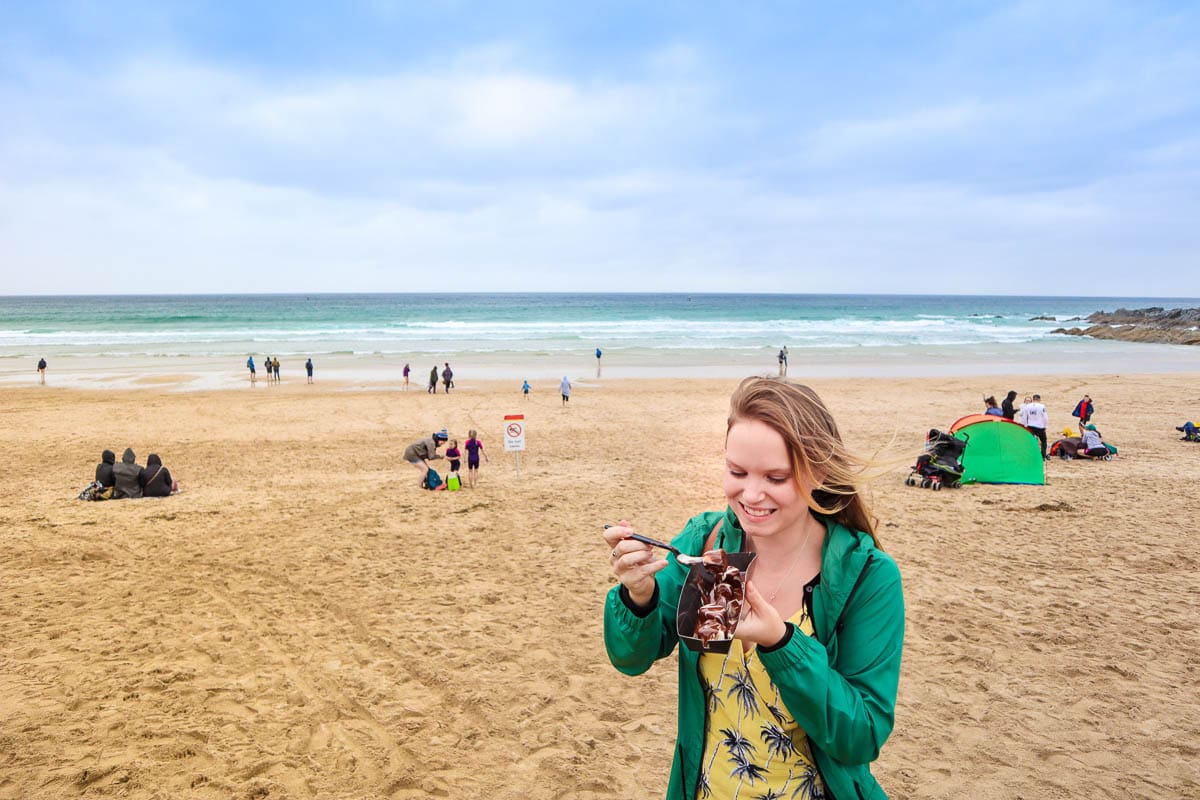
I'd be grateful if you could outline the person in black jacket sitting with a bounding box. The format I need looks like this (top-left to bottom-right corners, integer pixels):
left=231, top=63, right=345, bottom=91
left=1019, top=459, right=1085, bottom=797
left=141, top=453, right=181, bottom=497
left=95, top=450, right=116, bottom=489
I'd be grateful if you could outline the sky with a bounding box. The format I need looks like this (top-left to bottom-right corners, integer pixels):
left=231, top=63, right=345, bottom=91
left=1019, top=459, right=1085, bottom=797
left=1, top=1, right=1198, bottom=296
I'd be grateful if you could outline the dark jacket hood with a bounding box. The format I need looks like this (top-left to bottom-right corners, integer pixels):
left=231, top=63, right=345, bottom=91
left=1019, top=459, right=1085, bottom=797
left=102, top=450, right=115, bottom=464
left=146, top=454, right=162, bottom=469
left=122, top=448, right=136, bottom=464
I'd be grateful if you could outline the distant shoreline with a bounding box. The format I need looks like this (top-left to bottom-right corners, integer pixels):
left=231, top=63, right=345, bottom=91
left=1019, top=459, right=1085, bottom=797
left=5, top=338, right=1200, bottom=391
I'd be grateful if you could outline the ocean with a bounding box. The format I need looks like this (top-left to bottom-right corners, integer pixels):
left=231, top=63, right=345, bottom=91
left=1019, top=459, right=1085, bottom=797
left=2, top=293, right=1199, bottom=386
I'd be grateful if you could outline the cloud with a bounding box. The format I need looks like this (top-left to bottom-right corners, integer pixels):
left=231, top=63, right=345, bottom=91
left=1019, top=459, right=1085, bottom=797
left=803, top=103, right=990, bottom=165
left=2, top=4, right=1199, bottom=296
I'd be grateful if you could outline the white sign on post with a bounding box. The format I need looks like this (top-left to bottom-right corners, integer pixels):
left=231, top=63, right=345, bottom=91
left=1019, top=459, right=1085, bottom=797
left=503, top=414, right=526, bottom=451
left=504, top=414, right=525, bottom=478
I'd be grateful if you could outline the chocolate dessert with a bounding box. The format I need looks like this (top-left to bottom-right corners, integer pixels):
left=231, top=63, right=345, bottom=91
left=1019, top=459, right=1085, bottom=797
left=691, top=549, right=747, bottom=646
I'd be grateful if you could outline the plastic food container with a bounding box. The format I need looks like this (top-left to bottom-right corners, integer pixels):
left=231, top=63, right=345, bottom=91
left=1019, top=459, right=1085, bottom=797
left=675, top=551, right=756, bottom=653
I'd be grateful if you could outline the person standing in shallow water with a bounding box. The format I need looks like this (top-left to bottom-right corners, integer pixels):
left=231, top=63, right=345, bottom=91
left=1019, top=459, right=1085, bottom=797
left=305, top=358, right=314, bottom=384
left=603, top=377, right=904, bottom=800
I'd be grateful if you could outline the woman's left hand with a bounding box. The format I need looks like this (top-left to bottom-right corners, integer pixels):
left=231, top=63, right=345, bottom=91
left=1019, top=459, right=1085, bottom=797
left=734, top=580, right=789, bottom=648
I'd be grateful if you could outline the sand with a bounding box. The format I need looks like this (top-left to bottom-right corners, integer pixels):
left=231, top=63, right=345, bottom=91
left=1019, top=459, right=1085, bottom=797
left=1, top=373, right=1198, bottom=799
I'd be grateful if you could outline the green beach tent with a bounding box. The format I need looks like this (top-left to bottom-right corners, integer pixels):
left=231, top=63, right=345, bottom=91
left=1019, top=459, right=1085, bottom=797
left=949, top=414, right=1045, bottom=485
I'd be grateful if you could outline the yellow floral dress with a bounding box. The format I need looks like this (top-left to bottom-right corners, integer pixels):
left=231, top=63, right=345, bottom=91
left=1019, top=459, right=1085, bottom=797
left=696, top=585, right=825, bottom=800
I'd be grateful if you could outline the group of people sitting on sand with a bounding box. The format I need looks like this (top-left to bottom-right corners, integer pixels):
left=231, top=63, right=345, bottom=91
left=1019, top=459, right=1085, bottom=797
left=78, top=448, right=181, bottom=500
left=1051, top=423, right=1114, bottom=460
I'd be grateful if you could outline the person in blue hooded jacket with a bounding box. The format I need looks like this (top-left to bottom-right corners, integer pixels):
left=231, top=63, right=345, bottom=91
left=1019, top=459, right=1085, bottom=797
left=603, top=377, right=904, bottom=799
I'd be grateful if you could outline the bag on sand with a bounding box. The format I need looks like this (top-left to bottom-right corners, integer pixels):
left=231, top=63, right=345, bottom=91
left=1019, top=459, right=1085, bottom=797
left=446, top=473, right=461, bottom=492
left=423, top=468, right=444, bottom=490
left=77, top=481, right=113, bottom=501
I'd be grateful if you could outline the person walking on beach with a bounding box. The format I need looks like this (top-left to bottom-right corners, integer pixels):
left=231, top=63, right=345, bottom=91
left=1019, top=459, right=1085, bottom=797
left=596, top=347, right=603, bottom=378
left=464, top=429, right=490, bottom=488
left=522, top=379, right=531, bottom=400
left=428, top=366, right=439, bottom=393
left=305, top=358, right=314, bottom=384
left=37, top=357, right=47, bottom=385
left=272, top=357, right=281, bottom=383
left=560, top=375, right=571, bottom=406
left=1023, top=393, right=1050, bottom=460
left=1001, top=390, right=1017, bottom=420
left=442, top=362, right=454, bottom=393
left=247, top=356, right=257, bottom=385
left=404, top=429, right=447, bottom=487
left=1072, top=395, right=1095, bottom=426
left=777, top=345, right=789, bottom=376
left=403, top=363, right=411, bottom=391
left=602, top=377, right=904, bottom=800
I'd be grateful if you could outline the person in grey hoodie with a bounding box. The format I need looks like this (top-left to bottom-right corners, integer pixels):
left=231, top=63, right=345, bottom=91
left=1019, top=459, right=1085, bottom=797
left=95, top=450, right=116, bottom=488
left=113, top=448, right=144, bottom=499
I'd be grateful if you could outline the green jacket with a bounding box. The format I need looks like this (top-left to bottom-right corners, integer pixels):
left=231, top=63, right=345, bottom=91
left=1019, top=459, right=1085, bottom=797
left=604, top=507, right=904, bottom=800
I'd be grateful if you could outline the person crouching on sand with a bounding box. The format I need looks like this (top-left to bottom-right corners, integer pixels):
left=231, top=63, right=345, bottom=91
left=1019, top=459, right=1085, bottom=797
left=405, top=429, right=447, bottom=486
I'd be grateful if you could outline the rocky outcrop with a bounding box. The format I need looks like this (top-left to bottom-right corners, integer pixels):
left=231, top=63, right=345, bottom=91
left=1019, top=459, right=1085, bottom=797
left=1052, top=307, right=1200, bottom=345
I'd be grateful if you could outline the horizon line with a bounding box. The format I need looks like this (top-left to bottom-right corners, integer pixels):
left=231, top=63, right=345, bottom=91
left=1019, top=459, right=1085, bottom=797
left=4, top=291, right=1200, bottom=302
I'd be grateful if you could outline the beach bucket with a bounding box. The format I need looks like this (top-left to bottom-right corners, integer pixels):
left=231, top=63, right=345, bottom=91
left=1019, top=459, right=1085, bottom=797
left=676, top=551, right=756, bottom=654
left=447, top=473, right=461, bottom=492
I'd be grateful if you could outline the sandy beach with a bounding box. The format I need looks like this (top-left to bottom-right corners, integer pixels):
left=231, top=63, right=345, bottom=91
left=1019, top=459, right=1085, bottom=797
left=2, top=372, right=1198, bottom=799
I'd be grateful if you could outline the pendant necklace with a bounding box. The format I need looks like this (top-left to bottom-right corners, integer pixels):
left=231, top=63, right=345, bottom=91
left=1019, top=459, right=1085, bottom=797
left=765, top=526, right=814, bottom=603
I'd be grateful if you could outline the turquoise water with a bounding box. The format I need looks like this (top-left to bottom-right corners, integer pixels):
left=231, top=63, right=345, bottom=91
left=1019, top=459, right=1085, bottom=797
left=2, top=293, right=1194, bottom=359
left=3, top=293, right=1199, bottom=385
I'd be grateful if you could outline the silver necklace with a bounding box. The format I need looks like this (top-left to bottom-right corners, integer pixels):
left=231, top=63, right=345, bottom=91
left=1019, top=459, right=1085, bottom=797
left=763, top=526, right=815, bottom=603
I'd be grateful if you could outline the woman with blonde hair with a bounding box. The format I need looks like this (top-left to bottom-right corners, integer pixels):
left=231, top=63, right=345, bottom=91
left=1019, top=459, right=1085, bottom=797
left=603, top=376, right=904, bottom=799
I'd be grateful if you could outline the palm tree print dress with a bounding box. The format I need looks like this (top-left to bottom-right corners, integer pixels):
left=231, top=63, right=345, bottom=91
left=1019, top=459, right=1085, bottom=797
left=696, top=579, right=825, bottom=800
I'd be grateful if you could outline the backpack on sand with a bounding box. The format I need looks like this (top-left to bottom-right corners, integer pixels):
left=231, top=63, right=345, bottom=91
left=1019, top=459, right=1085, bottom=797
left=423, top=468, right=444, bottom=490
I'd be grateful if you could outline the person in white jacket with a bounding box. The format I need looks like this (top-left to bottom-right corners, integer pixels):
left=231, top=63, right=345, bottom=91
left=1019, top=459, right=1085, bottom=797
left=1022, top=394, right=1049, bottom=460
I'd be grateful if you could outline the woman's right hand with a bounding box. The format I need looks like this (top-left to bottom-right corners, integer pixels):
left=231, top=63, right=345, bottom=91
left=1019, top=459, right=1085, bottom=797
left=604, top=520, right=668, bottom=608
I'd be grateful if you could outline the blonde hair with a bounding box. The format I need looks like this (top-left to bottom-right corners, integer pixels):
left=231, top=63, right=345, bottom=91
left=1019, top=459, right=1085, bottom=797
left=727, top=376, right=880, bottom=545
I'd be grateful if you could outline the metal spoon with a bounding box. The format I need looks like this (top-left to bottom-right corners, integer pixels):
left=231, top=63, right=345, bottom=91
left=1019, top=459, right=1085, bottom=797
left=606, top=525, right=704, bottom=565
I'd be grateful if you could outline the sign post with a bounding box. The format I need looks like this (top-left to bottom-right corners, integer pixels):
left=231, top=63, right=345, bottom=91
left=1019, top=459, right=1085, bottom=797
left=503, top=414, right=526, bottom=478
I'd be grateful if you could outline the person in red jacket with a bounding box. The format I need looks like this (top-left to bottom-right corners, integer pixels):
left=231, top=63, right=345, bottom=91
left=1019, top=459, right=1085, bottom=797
left=1072, top=395, right=1095, bottom=426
